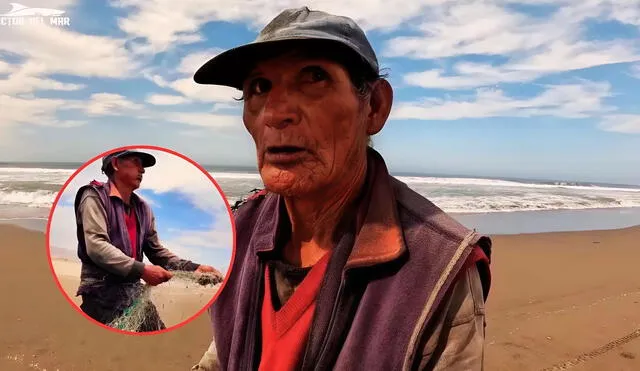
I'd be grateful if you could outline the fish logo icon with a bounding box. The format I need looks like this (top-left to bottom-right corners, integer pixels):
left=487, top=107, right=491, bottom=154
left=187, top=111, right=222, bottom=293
left=0, top=2, right=65, bottom=17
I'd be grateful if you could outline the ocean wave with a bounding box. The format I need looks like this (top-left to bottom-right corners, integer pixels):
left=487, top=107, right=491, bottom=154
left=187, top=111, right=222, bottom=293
left=396, top=176, right=640, bottom=193
left=429, top=194, right=640, bottom=214
left=1, top=167, right=639, bottom=213
left=0, top=189, right=57, bottom=208
left=0, top=167, right=74, bottom=173
left=208, top=171, right=262, bottom=180
left=0, top=168, right=73, bottom=184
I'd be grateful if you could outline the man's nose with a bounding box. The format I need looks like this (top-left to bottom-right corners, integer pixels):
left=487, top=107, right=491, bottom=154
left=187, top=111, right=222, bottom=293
left=259, top=85, right=300, bottom=129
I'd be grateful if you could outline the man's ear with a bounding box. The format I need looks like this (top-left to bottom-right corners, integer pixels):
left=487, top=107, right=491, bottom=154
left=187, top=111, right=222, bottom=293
left=366, top=79, right=393, bottom=136
left=111, top=158, right=119, bottom=172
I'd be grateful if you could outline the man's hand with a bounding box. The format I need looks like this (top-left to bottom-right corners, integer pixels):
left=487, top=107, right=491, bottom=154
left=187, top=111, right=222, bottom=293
left=141, top=265, right=173, bottom=286
left=196, top=265, right=222, bottom=276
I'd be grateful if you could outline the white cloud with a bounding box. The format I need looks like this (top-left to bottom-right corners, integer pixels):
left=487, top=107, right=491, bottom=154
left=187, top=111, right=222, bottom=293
left=390, top=1, right=640, bottom=89
left=406, top=39, right=639, bottom=90
left=143, top=51, right=243, bottom=103
left=0, top=94, right=85, bottom=128
left=385, top=1, right=568, bottom=59
left=0, top=60, right=15, bottom=74
left=0, top=23, right=138, bottom=78
left=168, top=77, right=241, bottom=103
left=392, top=81, right=613, bottom=120
left=0, top=66, right=86, bottom=95
left=177, top=48, right=223, bottom=75
left=111, top=0, right=444, bottom=52
left=142, top=72, right=172, bottom=88
left=164, top=112, right=242, bottom=128
left=404, top=63, right=538, bottom=89
left=146, top=94, right=190, bottom=105
left=165, top=221, right=232, bottom=251
left=604, top=0, right=640, bottom=26
left=135, top=150, right=229, bottom=213
left=630, top=63, right=640, bottom=79
left=599, top=115, right=640, bottom=134
left=509, top=40, right=639, bottom=72
left=84, top=93, right=144, bottom=116
left=0, top=4, right=141, bottom=132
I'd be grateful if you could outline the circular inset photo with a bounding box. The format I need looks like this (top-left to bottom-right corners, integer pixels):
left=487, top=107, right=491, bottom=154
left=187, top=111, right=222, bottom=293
left=46, top=145, right=235, bottom=334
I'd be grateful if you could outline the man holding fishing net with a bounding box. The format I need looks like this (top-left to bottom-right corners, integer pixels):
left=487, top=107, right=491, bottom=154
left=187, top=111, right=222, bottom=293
left=73, top=149, right=220, bottom=332
left=192, top=6, right=492, bottom=370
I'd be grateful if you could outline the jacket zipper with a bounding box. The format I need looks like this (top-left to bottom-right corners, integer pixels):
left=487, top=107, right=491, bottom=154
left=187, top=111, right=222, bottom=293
left=241, top=257, right=264, bottom=371
left=314, top=272, right=348, bottom=369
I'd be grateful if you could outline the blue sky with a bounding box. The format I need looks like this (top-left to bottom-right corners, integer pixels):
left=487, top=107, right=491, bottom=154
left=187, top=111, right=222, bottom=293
left=48, top=149, right=234, bottom=273
left=0, top=0, right=639, bottom=185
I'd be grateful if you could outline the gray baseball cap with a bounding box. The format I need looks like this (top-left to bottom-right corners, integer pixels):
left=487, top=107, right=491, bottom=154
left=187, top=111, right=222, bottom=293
left=101, top=150, right=156, bottom=173
left=193, top=6, right=379, bottom=89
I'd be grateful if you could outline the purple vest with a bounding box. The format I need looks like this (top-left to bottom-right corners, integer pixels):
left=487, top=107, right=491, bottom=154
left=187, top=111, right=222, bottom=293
left=209, top=149, right=491, bottom=371
left=74, top=181, right=152, bottom=301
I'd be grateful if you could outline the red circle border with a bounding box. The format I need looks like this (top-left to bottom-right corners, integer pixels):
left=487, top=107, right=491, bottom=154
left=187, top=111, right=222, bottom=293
left=45, top=144, right=237, bottom=336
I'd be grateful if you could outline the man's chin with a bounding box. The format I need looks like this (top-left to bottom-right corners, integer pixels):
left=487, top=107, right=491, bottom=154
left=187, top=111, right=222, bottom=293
left=260, top=167, right=314, bottom=197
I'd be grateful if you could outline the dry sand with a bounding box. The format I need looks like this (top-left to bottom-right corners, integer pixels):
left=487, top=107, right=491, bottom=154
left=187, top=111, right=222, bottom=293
left=50, top=258, right=218, bottom=329
left=1, top=224, right=639, bottom=370
left=485, top=226, right=640, bottom=371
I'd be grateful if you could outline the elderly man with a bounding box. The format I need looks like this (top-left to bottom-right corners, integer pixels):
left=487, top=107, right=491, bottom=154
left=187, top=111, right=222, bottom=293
left=192, top=7, right=491, bottom=370
left=74, top=149, right=218, bottom=332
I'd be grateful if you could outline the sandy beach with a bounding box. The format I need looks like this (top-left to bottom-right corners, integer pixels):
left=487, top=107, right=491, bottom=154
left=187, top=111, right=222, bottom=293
left=1, top=223, right=639, bottom=370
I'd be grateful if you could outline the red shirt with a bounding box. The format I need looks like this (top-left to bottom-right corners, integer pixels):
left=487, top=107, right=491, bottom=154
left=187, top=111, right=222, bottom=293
left=258, top=252, right=331, bottom=371
left=124, top=206, right=137, bottom=259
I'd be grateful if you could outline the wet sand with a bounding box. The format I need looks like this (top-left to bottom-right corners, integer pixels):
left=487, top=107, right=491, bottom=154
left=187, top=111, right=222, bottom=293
left=1, top=224, right=639, bottom=370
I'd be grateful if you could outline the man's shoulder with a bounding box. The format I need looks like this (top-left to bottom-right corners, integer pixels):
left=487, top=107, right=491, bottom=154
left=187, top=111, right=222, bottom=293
left=232, top=189, right=271, bottom=219
left=389, top=176, right=473, bottom=244
left=76, top=183, right=102, bottom=205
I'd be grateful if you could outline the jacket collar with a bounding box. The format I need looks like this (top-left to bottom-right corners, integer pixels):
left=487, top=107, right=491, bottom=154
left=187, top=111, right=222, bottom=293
left=253, top=148, right=406, bottom=270
left=108, top=181, right=123, bottom=199
left=103, top=180, right=141, bottom=206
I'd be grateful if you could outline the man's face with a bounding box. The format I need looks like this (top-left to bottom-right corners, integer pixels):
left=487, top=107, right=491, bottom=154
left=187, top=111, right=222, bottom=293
left=241, top=52, right=370, bottom=197
left=113, top=156, right=144, bottom=189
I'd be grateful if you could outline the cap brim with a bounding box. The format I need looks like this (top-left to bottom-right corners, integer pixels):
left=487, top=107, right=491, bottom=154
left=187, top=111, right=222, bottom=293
left=193, top=38, right=373, bottom=89
left=122, top=151, right=156, bottom=168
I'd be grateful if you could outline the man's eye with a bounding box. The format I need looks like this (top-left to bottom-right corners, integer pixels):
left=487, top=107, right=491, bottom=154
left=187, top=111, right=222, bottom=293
left=301, top=66, right=329, bottom=83
left=247, top=78, right=272, bottom=96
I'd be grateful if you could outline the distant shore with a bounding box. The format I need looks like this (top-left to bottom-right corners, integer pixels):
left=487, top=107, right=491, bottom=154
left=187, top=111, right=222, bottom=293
left=452, top=206, right=640, bottom=235
left=2, top=204, right=639, bottom=236
left=1, top=223, right=639, bottom=370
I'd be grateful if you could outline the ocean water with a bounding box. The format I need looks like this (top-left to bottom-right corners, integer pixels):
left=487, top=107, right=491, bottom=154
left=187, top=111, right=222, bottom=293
left=1, top=163, right=639, bottom=234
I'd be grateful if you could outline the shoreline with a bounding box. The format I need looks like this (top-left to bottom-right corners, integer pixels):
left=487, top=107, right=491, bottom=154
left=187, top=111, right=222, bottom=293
left=1, top=205, right=639, bottom=235
left=452, top=206, right=640, bottom=235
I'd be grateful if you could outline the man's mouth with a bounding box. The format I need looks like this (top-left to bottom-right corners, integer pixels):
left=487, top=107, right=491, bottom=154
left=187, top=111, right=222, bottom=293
left=266, top=145, right=306, bottom=154
left=265, top=145, right=308, bottom=165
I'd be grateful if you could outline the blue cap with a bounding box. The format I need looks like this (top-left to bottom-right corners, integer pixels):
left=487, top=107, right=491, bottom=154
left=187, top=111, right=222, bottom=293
left=193, top=7, right=379, bottom=89
left=101, top=150, right=156, bottom=173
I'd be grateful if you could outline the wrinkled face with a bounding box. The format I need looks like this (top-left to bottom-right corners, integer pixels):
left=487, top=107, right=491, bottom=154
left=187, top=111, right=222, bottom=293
left=113, top=156, right=144, bottom=189
left=241, top=53, right=370, bottom=197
